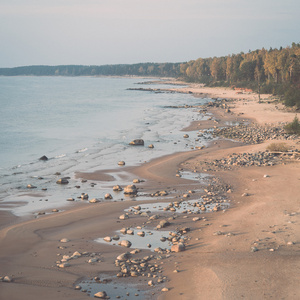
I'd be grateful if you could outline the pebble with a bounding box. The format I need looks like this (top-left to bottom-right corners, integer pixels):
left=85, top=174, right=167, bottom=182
left=60, top=238, right=70, bottom=243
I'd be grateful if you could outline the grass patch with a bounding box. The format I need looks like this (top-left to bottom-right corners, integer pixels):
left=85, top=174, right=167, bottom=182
left=284, top=115, right=300, bottom=135
left=267, top=143, right=289, bottom=152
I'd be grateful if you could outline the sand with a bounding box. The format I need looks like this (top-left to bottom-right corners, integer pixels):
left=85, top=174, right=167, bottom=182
left=0, top=83, right=299, bottom=300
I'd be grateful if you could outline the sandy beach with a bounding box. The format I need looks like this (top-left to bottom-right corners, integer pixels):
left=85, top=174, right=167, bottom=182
left=0, top=83, right=299, bottom=300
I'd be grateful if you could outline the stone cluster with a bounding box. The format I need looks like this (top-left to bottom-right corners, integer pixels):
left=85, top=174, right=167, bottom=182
left=115, top=251, right=166, bottom=282
left=210, top=124, right=297, bottom=144
left=200, top=150, right=299, bottom=171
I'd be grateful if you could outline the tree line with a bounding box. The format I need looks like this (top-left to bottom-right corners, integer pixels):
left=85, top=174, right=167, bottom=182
left=0, top=43, right=299, bottom=107
left=0, top=63, right=181, bottom=78
left=179, top=43, right=300, bottom=108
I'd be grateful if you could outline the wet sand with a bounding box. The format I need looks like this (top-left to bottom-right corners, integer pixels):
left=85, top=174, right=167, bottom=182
left=0, top=83, right=299, bottom=300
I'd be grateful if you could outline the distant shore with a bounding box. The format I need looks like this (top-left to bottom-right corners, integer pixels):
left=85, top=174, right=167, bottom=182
left=0, top=82, right=299, bottom=300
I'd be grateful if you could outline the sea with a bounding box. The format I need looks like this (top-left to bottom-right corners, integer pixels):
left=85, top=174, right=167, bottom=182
left=0, top=76, right=212, bottom=216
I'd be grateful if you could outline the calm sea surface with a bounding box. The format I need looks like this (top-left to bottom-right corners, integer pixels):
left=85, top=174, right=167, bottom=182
left=0, top=76, right=211, bottom=215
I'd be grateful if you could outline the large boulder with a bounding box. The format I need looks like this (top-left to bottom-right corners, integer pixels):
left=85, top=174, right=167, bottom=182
left=124, top=185, right=138, bottom=195
left=129, top=139, right=144, bottom=146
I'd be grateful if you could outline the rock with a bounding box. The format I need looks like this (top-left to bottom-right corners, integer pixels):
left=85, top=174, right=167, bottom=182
left=3, top=276, right=12, bottom=283
left=133, top=179, right=140, bottom=183
left=116, top=252, right=131, bottom=261
left=137, top=231, right=145, bottom=237
left=81, top=193, right=89, bottom=200
left=58, top=263, right=70, bottom=268
left=148, top=280, right=154, bottom=286
left=118, top=161, right=125, bottom=166
left=148, top=144, right=154, bottom=148
left=56, top=178, right=69, bottom=184
left=157, top=219, right=170, bottom=229
left=74, top=285, right=81, bottom=290
left=149, top=214, right=159, bottom=220
left=72, top=251, right=81, bottom=257
left=39, top=155, right=48, bottom=161
left=89, top=198, right=100, bottom=203
left=124, top=185, right=138, bottom=195
left=171, top=243, right=185, bottom=252
left=133, top=205, right=141, bottom=211
left=120, top=228, right=128, bottom=234
left=88, top=258, right=98, bottom=263
left=127, top=229, right=134, bottom=235
left=193, top=217, right=200, bottom=222
left=119, top=240, right=132, bottom=248
left=159, top=191, right=168, bottom=196
left=242, top=192, right=250, bottom=197
left=264, top=174, right=270, bottom=178
left=183, top=134, right=189, bottom=138
left=251, top=246, right=259, bottom=252
left=60, top=238, right=70, bottom=243
left=119, top=214, right=129, bottom=220
left=112, top=235, right=120, bottom=240
left=27, top=184, right=37, bottom=189
left=113, top=185, right=123, bottom=191
left=104, top=193, right=113, bottom=199
left=161, top=287, right=169, bottom=292
left=140, top=212, right=149, bottom=217
left=103, top=236, right=112, bottom=242
left=67, top=198, right=75, bottom=201
left=94, top=291, right=107, bottom=298
left=52, top=209, right=59, bottom=212
left=129, top=139, right=144, bottom=146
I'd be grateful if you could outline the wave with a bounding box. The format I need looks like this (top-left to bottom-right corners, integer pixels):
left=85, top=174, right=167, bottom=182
left=55, top=154, right=66, bottom=159
left=76, top=147, right=88, bottom=153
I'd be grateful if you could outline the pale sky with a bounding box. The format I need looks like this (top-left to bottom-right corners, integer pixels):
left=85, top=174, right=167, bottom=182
left=0, top=0, right=299, bottom=68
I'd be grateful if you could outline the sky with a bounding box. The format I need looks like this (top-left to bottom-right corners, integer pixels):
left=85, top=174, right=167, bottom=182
left=0, top=0, right=299, bottom=68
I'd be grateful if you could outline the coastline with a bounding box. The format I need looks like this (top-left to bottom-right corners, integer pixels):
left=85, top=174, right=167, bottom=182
left=0, top=83, right=299, bottom=299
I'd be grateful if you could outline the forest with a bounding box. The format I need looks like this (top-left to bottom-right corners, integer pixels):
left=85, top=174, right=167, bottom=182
left=0, top=63, right=181, bottom=78
left=179, top=43, right=300, bottom=108
left=0, top=43, right=299, bottom=108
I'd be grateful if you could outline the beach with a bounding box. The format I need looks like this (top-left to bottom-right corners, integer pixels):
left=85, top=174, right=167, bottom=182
left=0, top=83, right=299, bottom=300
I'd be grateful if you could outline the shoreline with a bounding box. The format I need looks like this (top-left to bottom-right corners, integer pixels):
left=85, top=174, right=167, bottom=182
left=0, top=82, right=299, bottom=299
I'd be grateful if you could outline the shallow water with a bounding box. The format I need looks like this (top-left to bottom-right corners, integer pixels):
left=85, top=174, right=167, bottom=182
left=78, top=276, right=148, bottom=299
left=0, top=77, right=212, bottom=216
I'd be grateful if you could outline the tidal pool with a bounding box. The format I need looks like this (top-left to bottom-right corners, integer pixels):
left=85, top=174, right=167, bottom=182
left=96, top=227, right=174, bottom=251
left=78, top=276, right=149, bottom=299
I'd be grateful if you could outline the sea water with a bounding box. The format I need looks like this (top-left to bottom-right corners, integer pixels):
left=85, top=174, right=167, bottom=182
left=0, top=76, right=211, bottom=215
